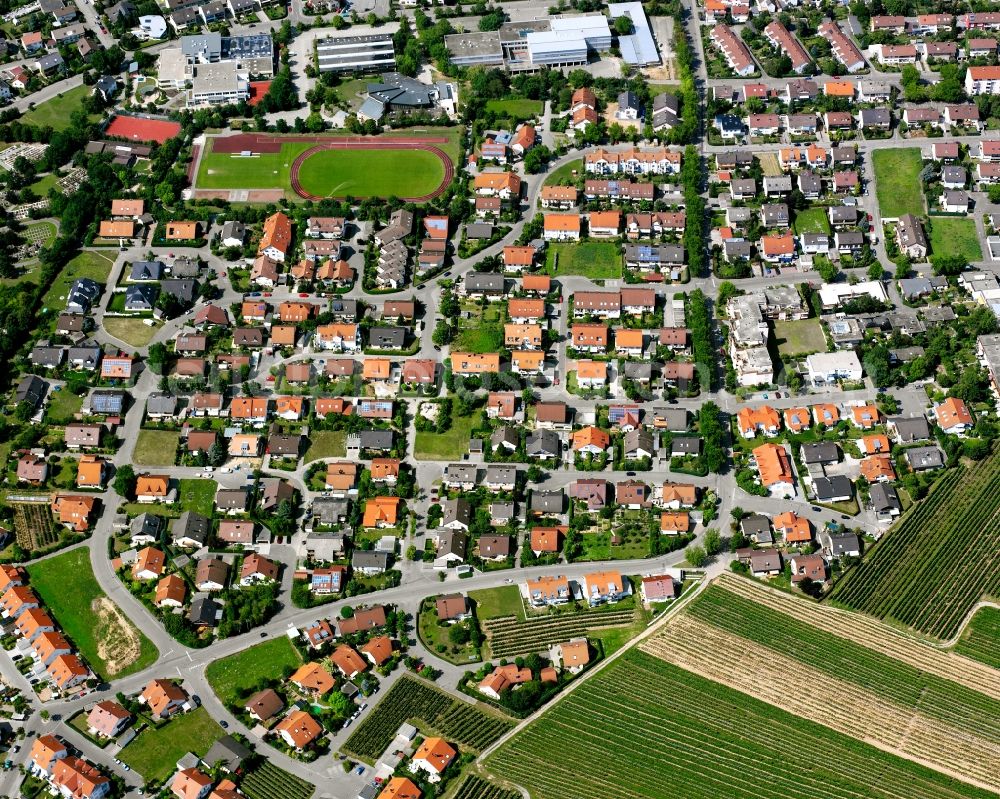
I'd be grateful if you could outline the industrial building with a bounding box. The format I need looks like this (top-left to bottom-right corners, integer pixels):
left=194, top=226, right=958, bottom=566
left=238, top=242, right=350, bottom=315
left=608, top=2, right=660, bottom=66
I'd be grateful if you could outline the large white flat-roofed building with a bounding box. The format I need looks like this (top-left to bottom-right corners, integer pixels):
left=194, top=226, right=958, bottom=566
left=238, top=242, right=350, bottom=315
left=806, top=351, right=863, bottom=384
left=189, top=61, right=249, bottom=106
left=316, top=32, right=396, bottom=73
left=608, top=2, right=660, bottom=65
left=447, top=15, right=611, bottom=70
left=445, top=31, right=504, bottom=67
left=817, top=280, right=888, bottom=310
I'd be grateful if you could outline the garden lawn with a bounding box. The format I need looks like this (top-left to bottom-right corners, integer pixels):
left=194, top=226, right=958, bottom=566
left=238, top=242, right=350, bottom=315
left=929, top=216, right=982, bottom=262
left=872, top=149, right=925, bottom=218
left=413, top=409, right=483, bottom=461
left=132, top=429, right=179, bottom=466
left=206, top=637, right=302, bottom=707
left=296, top=148, right=444, bottom=199
left=773, top=318, right=827, bottom=357
left=21, top=84, right=99, bottom=131
left=793, top=207, right=832, bottom=235
left=304, top=430, right=346, bottom=462
left=41, top=250, right=115, bottom=311
left=543, top=158, right=583, bottom=187
left=469, top=585, right=526, bottom=621
left=44, top=388, right=82, bottom=425
left=119, top=707, right=224, bottom=782
left=28, top=174, right=58, bottom=198
left=546, top=241, right=622, bottom=279
left=177, top=479, right=217, bottom=516
left=102, top=317, right=161, bottom=347
left=454, top=305, right=503, bottom=353
left=27, top=548, right=158, bottom=679
left=484, top=98, right=544, bottom=118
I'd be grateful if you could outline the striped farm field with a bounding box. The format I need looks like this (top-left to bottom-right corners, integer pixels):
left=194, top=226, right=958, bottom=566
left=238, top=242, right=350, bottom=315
left=342, top=675, right=512, bottom=762
left=484, top=648, right=995, bottom=799
left=955, top=606, right=1000, bottom=669
left=482, top=608, right=637, bottom=658
left=827, top=449, right=1000, bottom=639
left=648, top=579, right=1000, bottom=790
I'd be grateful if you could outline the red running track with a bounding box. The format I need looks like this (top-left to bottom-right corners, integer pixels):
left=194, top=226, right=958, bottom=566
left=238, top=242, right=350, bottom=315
left=288, top=139, right=454, bottom=203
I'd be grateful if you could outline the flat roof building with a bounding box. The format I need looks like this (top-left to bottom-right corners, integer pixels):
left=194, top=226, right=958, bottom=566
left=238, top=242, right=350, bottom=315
left=316, top=32, right=396, bottom=73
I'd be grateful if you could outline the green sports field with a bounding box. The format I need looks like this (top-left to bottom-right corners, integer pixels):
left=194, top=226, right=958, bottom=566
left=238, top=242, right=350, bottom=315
left=296, top=148, right=445, bottom=199
left=195, top=132, right=455, bottom=199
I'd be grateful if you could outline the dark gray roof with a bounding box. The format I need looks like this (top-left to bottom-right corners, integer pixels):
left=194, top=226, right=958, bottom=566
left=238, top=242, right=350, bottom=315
left=813, top=475, right=853, bottom=501
left=869, top=482, right=901, bottom=514
left=889, top=415, right=930, bottom=442
left=146, top=393, right=178, bottom=416
left=129, top=261, right=164, bottom=281
left=526, top=428, right=560, bottom=456
left=368, top=326, right=407, bottom=350
left=436, top=526, right=468, bottom=557
left=16, top=375, right=48, bottom=408
left=356, top=430, right=394, bottom=450
left=189, top=595, right=220, bottom=626
left=905, top=446, right=944, bottom=470
left=530, top=489, right=563, bottom=514
left=801, top=442, right=839, bottom=464
left=125, top=284, right=157, bottom=309
left=173, top=511, right=210, bottom=545
left=160, top=279, right=197, bottom=304
left=204, top=735, right=251, bottom=772
left=352, top=550, right=390, bottom=570
left=465, top=272, right=505, bottom=293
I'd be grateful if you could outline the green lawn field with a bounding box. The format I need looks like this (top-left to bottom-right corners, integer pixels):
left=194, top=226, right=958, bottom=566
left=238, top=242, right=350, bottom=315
left=872, top=149, right=925, bottom=218
left=43, top=387, right=83, bottom=425
left=546, top=241, right=622, bottom=279
left=469, top=585, right=526, bottom=621
left=206, top=637, right=302, bottom=707
left=543, top=159, right=584, bottom=187
left=773, top=318, right=827, bottom=356
left=304, top=430, right=346, bottom=462
left=485, top=98, right=544, bottom=119
left=27, top=548, right=158, bottom=679
left=485, top=647, right=999, bottom=799
left=793, top=207, right=832, bottom=235
left=413, top=408, right=483, bottom=461
left=955, top=607, right=1000, bottom=668
left=132, top=429, right=179, bottom=466
left=102, top=317, right=161, bottom=347
left=119, top=707, right=224, bottom=782
left=21, top=85, right=99, bottom=131
left=929, top=216, right=982, bottom=262
left=41, top=250, right=115, bottom=311
left=296, top=148, right=445, bottom=199
left=195, top=130, right=461, bottom=199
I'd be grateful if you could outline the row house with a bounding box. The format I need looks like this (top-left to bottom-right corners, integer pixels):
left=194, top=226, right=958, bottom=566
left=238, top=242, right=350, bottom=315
left=763, top=21, right=811, bottom=74
left=583, top=180, right=655, bottom=203
left=624, top=211, right=685, bottom=240
left=584, top=147, right=681, bottom=176
left=711, top=23, right=756, bottom=76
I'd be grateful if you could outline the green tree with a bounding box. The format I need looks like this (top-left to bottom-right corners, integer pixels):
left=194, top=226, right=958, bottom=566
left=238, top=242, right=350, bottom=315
left=686, top=544, right=708, bottom=568
left=448, top=624, right=471, bottom=645
left=704, top=529, right=722, bottom=556
left=613, top=15, right=632, bottom=35
left=113, top=465, right=136, bottom=499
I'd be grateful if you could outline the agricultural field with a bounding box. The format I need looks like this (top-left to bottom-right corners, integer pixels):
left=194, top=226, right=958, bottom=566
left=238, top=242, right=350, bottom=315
left=485, top=647, right=998, bottom=799
left=827, top=451, right=1000, bottom=639
left=342, top=675, right=513, bottom=762
left=546, top=242, right=622, bottom=280
left=667, top=579, right=1000, bottom=787
left=28, top=547, right=159, bottom=679
left=955, top=607, right=1000, bottom=669
left=206, top=636, right=302, bottom=707
left=482, top=608, right=638, bottom=659
left=929, top=217, right=982, bottom=262
left=119, top=707, right=224, bottom=782
left=240, top=762, right=314, bottom=799
left=11, top=501, right=59, bottom=552
left=453, top=775, right=520, bottom=799
left=872, top=148, right=925, bottom=218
